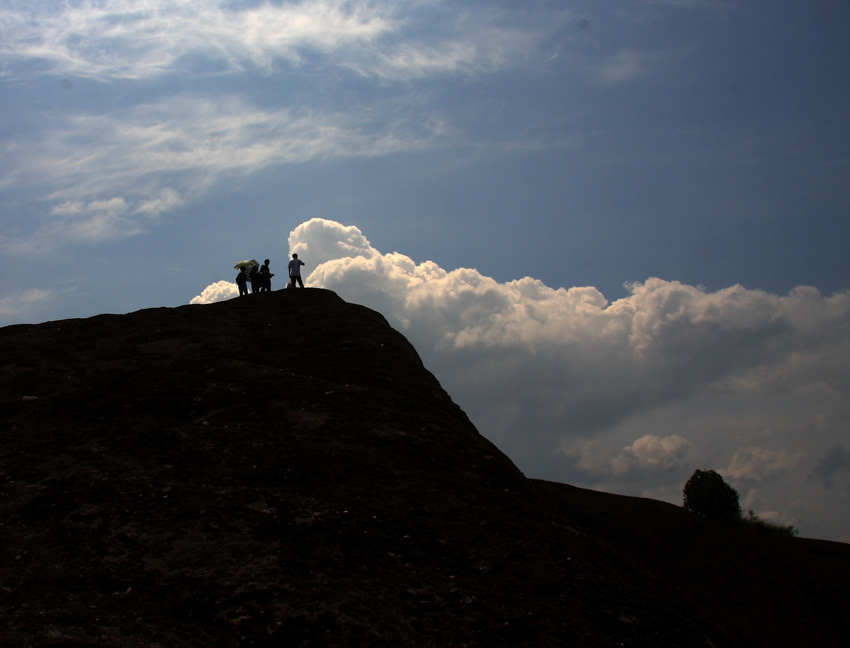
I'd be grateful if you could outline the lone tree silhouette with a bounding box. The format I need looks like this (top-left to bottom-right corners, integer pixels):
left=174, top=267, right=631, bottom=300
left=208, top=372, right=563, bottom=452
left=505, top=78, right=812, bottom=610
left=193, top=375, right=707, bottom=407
left=683, top=469, right=741, bottom=522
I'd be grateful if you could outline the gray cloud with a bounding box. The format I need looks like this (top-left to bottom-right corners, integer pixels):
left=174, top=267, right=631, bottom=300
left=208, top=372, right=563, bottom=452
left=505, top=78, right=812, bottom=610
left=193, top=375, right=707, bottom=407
left=809, top=445, right=850, bottom=489
left=724, top=447, right=802, bottom=483
left=611, top=434, right=692, bottom=477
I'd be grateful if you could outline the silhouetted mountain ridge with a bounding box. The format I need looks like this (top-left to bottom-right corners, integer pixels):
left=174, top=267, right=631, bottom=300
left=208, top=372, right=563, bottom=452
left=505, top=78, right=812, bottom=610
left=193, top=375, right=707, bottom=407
left=1, top=288, right=848, bottom=647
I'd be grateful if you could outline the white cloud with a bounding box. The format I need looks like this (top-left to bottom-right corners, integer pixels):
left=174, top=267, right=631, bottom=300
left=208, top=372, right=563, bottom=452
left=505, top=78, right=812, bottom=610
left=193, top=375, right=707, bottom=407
left=290, top=218, right=378, bottom=266
left=191, top=220, right=850, bottom=540
left=1, top=95, right=449, bottom=247
left=0, top=288, right=54, bottom=318
left=49, top=196, right=140, bottom=242
left=44, top=95, right=436, bottom=186
left=136, top=188, right=183, bottom=216
left=0, top=0, right=393, bottom=80
left=51, top=197, right=127, bottom=217
left=0, top=2, right=576, bottom=253
left=0, top=1, right=554, bottom=82
left=190, top=280, right=238, bottom=305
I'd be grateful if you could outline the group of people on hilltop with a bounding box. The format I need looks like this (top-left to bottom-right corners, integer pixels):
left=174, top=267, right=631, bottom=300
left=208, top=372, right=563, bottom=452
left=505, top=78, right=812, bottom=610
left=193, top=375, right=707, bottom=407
left=236, top=254, right=305, bottom=296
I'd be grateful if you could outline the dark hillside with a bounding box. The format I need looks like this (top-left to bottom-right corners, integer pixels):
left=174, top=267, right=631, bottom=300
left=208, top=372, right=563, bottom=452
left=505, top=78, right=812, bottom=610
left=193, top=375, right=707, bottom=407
left=534, top=480, right=850, bottom=647
left=0, top=288, right=847, bottom=647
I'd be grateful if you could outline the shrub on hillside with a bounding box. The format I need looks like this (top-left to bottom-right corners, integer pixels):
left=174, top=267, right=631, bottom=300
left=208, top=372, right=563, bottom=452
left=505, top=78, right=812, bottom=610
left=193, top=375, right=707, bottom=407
left=682, top=469, right=741, bottom=522
left=743, top=510, right=799, bottom=536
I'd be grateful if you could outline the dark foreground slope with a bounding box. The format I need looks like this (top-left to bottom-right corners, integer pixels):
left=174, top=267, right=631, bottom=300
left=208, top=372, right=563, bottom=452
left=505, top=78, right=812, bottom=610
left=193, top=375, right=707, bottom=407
left=0, top=289, right=847, bottom=647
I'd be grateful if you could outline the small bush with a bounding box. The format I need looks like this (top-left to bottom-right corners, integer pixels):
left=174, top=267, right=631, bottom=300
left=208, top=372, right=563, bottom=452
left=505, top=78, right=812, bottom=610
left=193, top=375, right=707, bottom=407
left=743, top=510, right=799, bottom=537
left=682, top=469, right=741, bottom=522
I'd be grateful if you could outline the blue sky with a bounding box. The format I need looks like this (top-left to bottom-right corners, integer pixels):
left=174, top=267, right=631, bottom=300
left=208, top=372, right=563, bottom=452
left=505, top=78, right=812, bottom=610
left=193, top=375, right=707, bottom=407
left=3, top=1, right=850, bottom=541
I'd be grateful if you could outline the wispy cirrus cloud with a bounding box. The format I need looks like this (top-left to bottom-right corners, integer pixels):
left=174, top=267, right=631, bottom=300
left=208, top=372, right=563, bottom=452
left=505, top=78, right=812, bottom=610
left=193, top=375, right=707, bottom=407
left=0, top=288, right=54, bottom=318
left=0, top=0, right=555, bottom=82
left=136, top=188, right=184, bottom=216
left=50, top=197, right=138, bottom=242
left=641, top=0, right=731, bottom=9
left=1, top=94, right=451, bottom=244
left=0, top=0, right=393, bottom=80
left=587, top=47, right=691, bottom=84
left=0, top=1, right=577, bottom=249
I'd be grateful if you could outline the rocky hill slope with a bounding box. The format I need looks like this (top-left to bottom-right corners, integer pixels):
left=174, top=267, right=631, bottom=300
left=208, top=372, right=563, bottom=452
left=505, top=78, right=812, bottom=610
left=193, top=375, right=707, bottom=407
left=1, top=288, right=848, bottom=647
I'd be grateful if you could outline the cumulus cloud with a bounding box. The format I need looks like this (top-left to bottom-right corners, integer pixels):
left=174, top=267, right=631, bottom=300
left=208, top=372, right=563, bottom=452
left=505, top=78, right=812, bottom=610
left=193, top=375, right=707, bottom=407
left=197, top=218, right=850, bottom=430
left=191, top=218, right=850, bottom=540
left=724, top=447, right=802, bottom=482
left=190, top=280, right=238, bottom=305
left=298, top=221, right=850, bottom=447
left=611, top=434, right=692, bottom=476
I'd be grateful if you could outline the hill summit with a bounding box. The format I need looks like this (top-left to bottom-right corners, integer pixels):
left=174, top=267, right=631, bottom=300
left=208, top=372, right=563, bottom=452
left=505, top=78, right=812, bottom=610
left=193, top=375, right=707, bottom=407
left=1, top=288, right=848, bottom=647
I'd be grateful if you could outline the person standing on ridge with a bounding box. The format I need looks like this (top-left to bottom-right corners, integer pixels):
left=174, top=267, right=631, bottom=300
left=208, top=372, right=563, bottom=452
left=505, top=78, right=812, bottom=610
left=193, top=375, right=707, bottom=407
left=249, top=263, right=261, bottom=293
left=260, top=259, right=273, bottom=292
left=236, top=266, right=249, bottom=296
left=288, top=253, right=305, bottom=288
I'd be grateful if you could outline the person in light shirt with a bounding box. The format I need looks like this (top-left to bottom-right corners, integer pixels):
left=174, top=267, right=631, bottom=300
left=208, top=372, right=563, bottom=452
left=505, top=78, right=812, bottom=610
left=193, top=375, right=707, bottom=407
left=288, top=253, right=305, bottom=288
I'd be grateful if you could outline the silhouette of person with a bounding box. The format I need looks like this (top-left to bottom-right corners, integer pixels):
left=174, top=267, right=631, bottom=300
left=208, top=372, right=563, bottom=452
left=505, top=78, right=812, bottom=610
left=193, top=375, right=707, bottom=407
left=249, top=263, right=261, bottom=293
left=288, top=253, right=305, bottom=288
left=260, top=259, right=274, bottom=292
left=236, top=266, right=249, bottom=296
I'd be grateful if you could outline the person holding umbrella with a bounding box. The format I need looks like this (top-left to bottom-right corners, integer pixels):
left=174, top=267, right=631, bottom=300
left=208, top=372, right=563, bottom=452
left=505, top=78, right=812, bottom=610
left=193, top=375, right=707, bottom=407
left=234, top=260, right=257, bottom=297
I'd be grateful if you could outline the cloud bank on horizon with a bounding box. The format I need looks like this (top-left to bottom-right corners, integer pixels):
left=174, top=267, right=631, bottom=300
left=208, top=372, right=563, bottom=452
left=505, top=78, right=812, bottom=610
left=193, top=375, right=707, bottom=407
left=192, top=218, right=850, bottom=543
